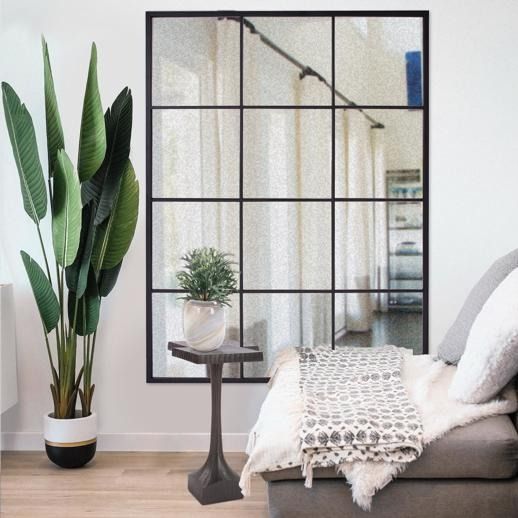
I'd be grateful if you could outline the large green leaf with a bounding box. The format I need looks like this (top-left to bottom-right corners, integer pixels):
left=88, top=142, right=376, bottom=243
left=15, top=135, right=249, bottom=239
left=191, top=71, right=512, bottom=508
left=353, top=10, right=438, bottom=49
left=65, top=202, right=96, bottom=298
left=42, top=37, right=64, bottom=177
left=20, top=251, right=60, bottom=333
left=2, top=82, right=47, bottom=224
left=82, top=88, right=132, bottom=224
left=91, top=160, right=138, bottom=271
left=68, top=265, right=100, bottom=336
left=52, top=150, right=82, bottom=267
left=98, top=260, right=122, bottom=297
left=77, top=43, right=106, bottom=183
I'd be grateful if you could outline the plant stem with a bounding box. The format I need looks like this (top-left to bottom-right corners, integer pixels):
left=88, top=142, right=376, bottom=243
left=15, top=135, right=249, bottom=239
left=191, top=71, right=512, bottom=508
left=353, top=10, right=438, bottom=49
left=36, top=223, right=53, bottom=287
left=43, top=326, right=56, bottom=377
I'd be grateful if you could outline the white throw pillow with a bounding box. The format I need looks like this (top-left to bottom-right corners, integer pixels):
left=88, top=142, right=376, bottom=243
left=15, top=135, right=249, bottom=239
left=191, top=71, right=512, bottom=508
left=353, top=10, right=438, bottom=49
left=449, top=267, right=518, bottom=404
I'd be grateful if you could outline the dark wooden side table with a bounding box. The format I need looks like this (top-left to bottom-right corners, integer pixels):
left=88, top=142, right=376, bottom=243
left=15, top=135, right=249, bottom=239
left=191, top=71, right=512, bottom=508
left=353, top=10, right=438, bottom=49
left=168, top=340, right=263, bottom=505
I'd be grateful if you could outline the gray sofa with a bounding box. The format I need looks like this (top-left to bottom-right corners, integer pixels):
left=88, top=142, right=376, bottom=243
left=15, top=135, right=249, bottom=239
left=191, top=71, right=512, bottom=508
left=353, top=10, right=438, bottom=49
left=262, top=411, right=518, bottom=518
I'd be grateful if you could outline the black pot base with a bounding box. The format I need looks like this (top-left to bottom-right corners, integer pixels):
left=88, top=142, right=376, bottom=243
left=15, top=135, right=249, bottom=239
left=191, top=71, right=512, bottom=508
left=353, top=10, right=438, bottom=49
left=45, top=440, right=96, bottom=468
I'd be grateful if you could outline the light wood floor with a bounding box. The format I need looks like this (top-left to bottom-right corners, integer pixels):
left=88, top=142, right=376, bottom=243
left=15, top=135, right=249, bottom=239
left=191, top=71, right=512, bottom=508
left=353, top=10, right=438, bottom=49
left=0, top=452, right=268, bottom=518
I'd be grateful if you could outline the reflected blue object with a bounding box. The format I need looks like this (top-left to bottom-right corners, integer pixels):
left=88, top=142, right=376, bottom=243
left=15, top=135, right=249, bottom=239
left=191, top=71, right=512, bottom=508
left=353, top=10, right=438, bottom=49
left=406, top=51, right=422, bottom=106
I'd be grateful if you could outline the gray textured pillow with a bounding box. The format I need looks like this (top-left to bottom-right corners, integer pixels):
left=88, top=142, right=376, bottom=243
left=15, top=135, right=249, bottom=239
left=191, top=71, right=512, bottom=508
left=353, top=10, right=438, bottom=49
left=437, top=248, right=518, bottom=364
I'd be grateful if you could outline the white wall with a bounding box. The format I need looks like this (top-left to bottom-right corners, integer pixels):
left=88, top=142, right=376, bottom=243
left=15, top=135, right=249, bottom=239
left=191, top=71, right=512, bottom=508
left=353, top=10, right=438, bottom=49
left=2, top=0, right=518, bottom=451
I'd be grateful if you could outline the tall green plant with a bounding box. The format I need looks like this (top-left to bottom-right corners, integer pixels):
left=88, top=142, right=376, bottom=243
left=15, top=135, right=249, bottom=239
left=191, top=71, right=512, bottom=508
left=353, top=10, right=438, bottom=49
left=2, top=38, right=139, bottom=418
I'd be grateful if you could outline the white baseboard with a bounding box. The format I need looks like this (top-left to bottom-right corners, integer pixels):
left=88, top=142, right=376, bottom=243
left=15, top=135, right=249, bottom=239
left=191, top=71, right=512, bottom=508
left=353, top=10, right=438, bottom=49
left=1, top=432, right=249, bottom=452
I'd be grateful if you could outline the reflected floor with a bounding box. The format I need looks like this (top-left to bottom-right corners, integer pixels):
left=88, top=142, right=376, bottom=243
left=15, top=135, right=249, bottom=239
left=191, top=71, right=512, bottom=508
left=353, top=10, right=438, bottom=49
left=336, top=311, right=423, bottom=354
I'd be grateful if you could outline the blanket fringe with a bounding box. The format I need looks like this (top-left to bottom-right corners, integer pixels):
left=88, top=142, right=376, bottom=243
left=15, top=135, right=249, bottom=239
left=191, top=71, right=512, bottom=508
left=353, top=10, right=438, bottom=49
left=302, top=462, right=314, bottom=488
left=239, top=458, right=253, bottom=497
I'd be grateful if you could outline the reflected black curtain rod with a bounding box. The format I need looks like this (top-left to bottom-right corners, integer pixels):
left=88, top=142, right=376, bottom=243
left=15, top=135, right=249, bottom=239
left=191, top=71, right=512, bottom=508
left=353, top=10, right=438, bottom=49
left=221, top=16, right=385, bottom=129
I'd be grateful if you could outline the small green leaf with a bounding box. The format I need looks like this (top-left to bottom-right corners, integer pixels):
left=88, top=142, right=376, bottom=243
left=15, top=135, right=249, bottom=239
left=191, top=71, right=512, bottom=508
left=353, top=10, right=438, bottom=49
left=52, top=150, right=82, bottom=267
left=77, top=43, right=106, bottom=182
left=42, top=37, right=64, bottom=176
left=20, top=251, right=60, bottom=333
left=2, top=82, right=47, bottom=223
left=91, top=160, right=139, bottom=271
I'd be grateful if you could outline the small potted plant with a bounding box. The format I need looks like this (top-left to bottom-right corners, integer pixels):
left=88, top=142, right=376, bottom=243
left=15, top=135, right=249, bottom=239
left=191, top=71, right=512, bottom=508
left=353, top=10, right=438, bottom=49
left=176, top=248, right=238, bottom=352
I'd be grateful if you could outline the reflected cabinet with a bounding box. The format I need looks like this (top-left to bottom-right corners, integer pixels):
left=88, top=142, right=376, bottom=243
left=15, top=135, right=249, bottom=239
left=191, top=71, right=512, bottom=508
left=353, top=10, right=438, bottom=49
left=147, top=11, right=429, bottom=381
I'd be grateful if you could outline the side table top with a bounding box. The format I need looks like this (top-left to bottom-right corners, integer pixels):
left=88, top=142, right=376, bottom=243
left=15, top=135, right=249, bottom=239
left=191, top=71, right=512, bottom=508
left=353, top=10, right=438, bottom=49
left=168, top=340, right=264, bottom=365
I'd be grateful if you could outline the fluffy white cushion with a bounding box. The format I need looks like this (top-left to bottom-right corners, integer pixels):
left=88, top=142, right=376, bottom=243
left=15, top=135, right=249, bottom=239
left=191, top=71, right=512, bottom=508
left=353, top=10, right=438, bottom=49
left=449, top=267, right=518, bottom=404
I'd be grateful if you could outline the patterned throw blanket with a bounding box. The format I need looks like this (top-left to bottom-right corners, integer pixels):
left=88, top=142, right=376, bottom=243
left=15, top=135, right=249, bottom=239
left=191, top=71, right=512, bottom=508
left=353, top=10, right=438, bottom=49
left=299, top=345, right=424, bottom=486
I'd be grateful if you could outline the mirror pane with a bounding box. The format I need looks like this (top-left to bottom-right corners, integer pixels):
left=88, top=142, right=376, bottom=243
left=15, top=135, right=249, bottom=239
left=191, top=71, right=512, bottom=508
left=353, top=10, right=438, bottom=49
left=152, top=109, right=240, bottom=198
left=244, top=17, right=332, bottom=105
left=244, top=293, right=332, bottom=376
left=335, top=109, right=423, bottom=199
left=335, top=17, right=423, bottom=106
left=243, top=202, right=331, bottom=290
left=243, top=109, right=331, bottom=198
left=335, top=293, right=422, bottom=353
left=152, top=293, right=240, bottom=378
left=335, top=201, right=423, bottom=290
left=152, top=202, right=239, bottom=289
left=152, top=18, right=240, bottom=106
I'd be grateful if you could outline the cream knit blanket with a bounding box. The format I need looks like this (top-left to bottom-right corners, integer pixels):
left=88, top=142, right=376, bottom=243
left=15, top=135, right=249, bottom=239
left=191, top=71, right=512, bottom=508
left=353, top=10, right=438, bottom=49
left=239, top=347, right=517, bottom=511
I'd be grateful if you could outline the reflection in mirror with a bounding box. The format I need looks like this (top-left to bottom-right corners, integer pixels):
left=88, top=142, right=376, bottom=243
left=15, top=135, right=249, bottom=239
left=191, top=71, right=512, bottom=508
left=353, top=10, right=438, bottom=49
left=152, top=18, right=240, bottom=106
left=335, top=17, right=423, bottom=106
left=152, top=202, right=239, bottom=289
left=243, top=202, right=331, bottom=290
left=244, top=109, right=331, bottom=198
left=152, top=109, right=240, bottom=198
left=335, top=109, right=423, bottom=198
left=244, top=293, right=332, bottom=376
left=335, top=201, right=423, bottom=290
left=335, top=293, right=422, bottom=354
left=152, top=293, right=240, bottom=378
left=244, top=17, right=332, bottom=105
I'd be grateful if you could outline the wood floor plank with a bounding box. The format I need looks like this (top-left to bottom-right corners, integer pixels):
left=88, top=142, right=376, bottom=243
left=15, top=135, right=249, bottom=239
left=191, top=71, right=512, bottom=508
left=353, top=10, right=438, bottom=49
left=0, top=452, right=268, bottom=518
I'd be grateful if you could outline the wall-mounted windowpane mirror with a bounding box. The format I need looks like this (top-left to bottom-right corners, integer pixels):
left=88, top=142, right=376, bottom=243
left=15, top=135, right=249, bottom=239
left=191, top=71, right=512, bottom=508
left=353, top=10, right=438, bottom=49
left=147, top=12, right=428, bottom=382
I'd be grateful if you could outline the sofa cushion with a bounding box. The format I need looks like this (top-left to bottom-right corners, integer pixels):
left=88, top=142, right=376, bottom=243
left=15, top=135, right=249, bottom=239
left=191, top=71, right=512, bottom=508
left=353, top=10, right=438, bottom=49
left=449, top=269, right=518, bottom=404
left=261, top=415, right=518, bottom=482
left=437, top=248, right=518, bottom=365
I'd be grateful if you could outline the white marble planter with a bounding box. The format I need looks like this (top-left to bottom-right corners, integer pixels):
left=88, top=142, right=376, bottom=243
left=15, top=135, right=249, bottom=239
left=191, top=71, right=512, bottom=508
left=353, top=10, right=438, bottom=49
left=183, top=300, right=225, bottom=352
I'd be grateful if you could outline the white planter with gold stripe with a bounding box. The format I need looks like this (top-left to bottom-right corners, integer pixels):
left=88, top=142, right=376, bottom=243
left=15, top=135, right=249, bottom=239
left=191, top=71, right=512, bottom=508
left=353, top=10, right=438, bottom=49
left=44, top=411, right=97, bottom=468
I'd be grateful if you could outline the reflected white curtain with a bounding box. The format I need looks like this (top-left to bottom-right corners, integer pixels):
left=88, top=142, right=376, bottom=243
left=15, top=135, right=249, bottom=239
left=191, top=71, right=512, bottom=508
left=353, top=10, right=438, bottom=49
left=336, top=110, right=374, bottom=332
left=372, top=129, right=389, bottom=311
left=297, top=75, right=333, bottom=345
left=335, top=111, right=388, bottom=334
